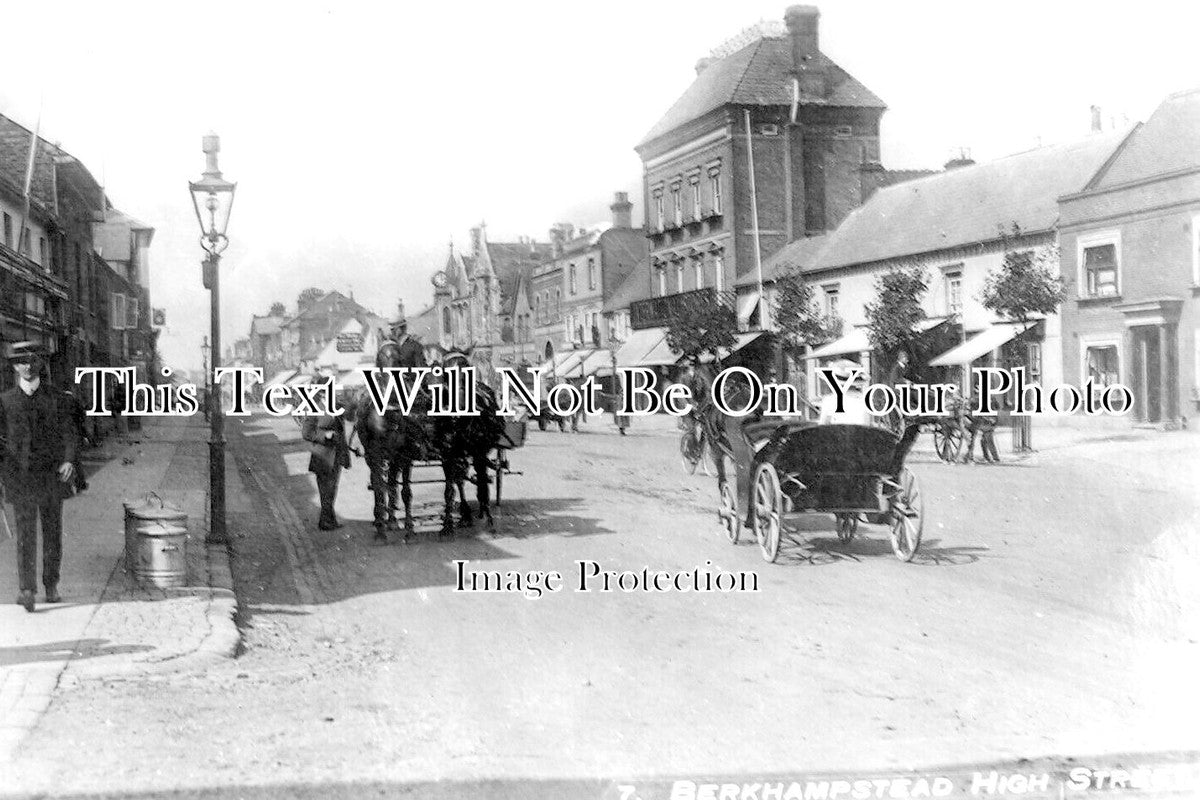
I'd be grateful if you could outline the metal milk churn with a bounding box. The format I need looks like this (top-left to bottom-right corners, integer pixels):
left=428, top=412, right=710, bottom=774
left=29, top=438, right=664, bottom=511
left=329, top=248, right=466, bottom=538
left=123, top=493, right=189, bottom=587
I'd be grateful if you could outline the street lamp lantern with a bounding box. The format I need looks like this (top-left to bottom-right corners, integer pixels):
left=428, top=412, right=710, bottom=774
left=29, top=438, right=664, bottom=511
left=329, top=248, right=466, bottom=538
left=189, top=133, right=237, bottom=256
left=189, top=133, right=235, bottom=545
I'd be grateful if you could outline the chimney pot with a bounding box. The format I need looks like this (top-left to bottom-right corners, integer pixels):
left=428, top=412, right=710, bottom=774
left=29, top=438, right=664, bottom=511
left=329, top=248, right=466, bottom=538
left=1090, top=105, right=1103, bottom=133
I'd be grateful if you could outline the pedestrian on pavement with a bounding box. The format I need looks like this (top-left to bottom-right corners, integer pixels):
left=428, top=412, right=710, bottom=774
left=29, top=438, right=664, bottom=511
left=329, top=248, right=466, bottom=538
left=0, top=342, right=77, bottom=612
left=300, top=368, right=351, bottom=531
left=61, top=390, right=89, bottom=493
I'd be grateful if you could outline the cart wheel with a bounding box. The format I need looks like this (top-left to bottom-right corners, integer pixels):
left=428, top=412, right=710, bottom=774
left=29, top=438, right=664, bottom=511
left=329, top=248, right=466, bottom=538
left=718, top=480, right=741, bottom=544
left=889, top=467, right=924, bottom=562
left=752, top=463, right=782, bottom=563
left=835, top=513, right=858, bottom=543
left=934, top=424, right=963, bottom=463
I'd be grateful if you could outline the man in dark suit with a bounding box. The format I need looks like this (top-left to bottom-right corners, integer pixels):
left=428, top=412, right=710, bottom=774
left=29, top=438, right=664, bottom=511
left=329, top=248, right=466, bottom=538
left=300, top=369, right=351, bottom=530
left=377, top=314, right=427, bottom=370
left=0, top=342, right=76, bottom=612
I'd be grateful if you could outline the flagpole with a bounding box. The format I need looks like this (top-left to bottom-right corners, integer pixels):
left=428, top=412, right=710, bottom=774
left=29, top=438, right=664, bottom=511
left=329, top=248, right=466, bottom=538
left=17, top=103, right=42, bottom=264
left=744, top=108, right=765, bottom=330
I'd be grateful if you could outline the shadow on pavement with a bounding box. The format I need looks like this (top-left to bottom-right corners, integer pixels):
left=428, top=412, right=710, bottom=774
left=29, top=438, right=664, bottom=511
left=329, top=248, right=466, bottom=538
left=226, top=417, right=618, bottom=618
left=0, top=638, right=154, bottom=667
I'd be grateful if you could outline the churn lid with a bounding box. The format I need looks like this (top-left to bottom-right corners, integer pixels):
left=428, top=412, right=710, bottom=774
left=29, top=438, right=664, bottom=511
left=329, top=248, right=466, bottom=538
left=124, top=493, right=188, bottom=523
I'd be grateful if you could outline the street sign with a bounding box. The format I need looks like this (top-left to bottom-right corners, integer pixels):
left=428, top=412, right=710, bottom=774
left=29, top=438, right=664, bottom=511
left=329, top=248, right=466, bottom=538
left=336, top=332, right=364, bottom=352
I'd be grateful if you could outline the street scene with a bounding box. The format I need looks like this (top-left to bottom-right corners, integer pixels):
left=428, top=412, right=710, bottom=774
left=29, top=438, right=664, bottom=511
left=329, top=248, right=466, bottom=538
left=2, top=2, right=1199, bottom=798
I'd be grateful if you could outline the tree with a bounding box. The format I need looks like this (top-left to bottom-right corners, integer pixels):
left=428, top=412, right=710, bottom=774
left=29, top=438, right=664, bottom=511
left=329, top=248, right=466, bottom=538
left=664, top=293, right=737, bottom=366
left=980, top=224, right=1065, bottom=453
left=771, top=265, right=840, bottom=357
left=864, top=265, right=929, bottom=360
left=297, top=287, right=325, bottom=311
left=269, top=301, right=287, bottom=317
left=981, top=224, right=1065, bottom=325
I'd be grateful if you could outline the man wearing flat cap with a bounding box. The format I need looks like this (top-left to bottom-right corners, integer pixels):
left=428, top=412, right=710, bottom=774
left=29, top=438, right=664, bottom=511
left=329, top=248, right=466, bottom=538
left=0, top=342, right=76, bottom=612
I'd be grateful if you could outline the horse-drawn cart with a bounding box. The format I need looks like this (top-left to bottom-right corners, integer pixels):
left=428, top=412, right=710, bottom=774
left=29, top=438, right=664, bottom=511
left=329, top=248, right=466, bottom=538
left=715, top=420, right=924, bottom=563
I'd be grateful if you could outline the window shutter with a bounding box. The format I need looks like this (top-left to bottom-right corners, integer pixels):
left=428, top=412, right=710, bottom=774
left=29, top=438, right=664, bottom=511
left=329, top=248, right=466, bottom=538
left=127, top=295, right=139, bottom=329
left=111, top=293, right=126, bottom=330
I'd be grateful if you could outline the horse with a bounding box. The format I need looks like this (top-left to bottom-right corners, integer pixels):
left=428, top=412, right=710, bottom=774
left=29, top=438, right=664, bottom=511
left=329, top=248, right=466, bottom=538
left=346, top=341, right=431, bottom=542
left=431, top=349, right=508, bottom=538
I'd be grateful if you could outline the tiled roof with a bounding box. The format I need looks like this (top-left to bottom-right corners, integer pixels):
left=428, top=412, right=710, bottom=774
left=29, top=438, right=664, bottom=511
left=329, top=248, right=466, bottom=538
left=0, top=115, right=58, bottom=212
left=737, top=233, right=830, bottom=287
left=486, top=241, right=552, bottom=312
left=1088, top=87, right=1200, bottom=189
left=811, top=129, right=1131, bottom=272
left=407, top=304, right=439, bottom=343
left=638, top=36, right=885, bottom=149
left=603, top=263, right=653, bottom=312
left=251, top=315, right=287, bottom=336
left=881, top=168, right=939, bottom=187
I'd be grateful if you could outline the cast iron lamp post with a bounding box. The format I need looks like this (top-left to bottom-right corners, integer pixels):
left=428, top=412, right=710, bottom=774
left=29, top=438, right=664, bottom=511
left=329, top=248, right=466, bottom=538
left=189, top=134, right=236, bottom=545
left=200, top=336, right=211, bottom=423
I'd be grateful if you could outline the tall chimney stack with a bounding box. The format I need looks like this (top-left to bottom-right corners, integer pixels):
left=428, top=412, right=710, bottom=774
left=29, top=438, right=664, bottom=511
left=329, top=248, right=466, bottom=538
left=785, top=5, right=824, bottom=97
left=1090, top=105, right=1103, bottom=133
left=610, top=191, right=633, bottom=229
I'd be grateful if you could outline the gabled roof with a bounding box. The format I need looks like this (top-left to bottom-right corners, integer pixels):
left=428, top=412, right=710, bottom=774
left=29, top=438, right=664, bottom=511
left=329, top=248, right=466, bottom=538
left=486, top=241, right=552, bottom=312
left=1087, top=87, right=1200, bottom=189
left=739, top=234, right=831, bottom=287
left=811, top=129, right=1132, bottom=271
left=638, top=35, right=885, bottom=149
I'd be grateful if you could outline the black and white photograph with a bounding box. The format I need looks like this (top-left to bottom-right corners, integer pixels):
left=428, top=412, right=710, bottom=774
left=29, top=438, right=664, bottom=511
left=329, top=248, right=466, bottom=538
left=1, top=1, right=1198, bottom=798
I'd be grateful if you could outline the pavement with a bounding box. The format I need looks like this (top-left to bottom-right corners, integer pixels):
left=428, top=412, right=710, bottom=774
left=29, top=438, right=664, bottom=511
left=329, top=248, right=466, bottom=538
left=0, top=416, right=243, bottom=765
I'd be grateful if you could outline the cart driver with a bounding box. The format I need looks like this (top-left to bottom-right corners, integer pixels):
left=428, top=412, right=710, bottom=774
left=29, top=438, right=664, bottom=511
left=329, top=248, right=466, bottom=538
left=818, top=359, right=871, bottom=426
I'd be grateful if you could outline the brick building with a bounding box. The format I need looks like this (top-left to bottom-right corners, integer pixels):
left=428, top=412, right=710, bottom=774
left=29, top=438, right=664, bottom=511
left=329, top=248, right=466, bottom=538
left=632, top=5, right=888, bottom=337
left=0, top=112, right=155, bottom=403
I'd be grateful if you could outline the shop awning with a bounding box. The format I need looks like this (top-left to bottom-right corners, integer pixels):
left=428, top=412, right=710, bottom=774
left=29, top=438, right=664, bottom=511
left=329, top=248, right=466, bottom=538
left=613, top=328, right=668, bottom=368
left=804, top=317, right=950, bottom=361
left=535, top=352, right=576, bottom=378
left=578, top=349, right=614, bottom=377
left=266, top=369, right=297, bottom=386
left=805, top=327, right=871, bottom=360
left=736, top=292, right=761, bottom=327
left=929, top=322, right=1033, bottom=367
left=639, top=337, right=682, bottom=367
left=700, top=331, right=767, bottom=363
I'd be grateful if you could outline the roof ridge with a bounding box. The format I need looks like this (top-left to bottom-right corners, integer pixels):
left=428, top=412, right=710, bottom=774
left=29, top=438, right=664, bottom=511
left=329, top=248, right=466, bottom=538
left=728, top=38, right=768, bottom=107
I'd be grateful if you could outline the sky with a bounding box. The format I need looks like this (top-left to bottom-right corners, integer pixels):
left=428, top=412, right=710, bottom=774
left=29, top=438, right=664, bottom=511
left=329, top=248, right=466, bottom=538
left=0, top=0, right=1195, bottom=372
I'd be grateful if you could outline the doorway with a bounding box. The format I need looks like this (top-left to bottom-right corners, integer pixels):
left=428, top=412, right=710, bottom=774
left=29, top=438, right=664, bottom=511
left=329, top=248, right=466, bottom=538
left=1129, top=326, right=1162, bottom=423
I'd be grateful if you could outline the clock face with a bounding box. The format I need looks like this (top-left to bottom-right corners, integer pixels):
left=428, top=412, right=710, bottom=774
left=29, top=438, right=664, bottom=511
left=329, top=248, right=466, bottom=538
left=431, top=271, right=449, bottom=289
